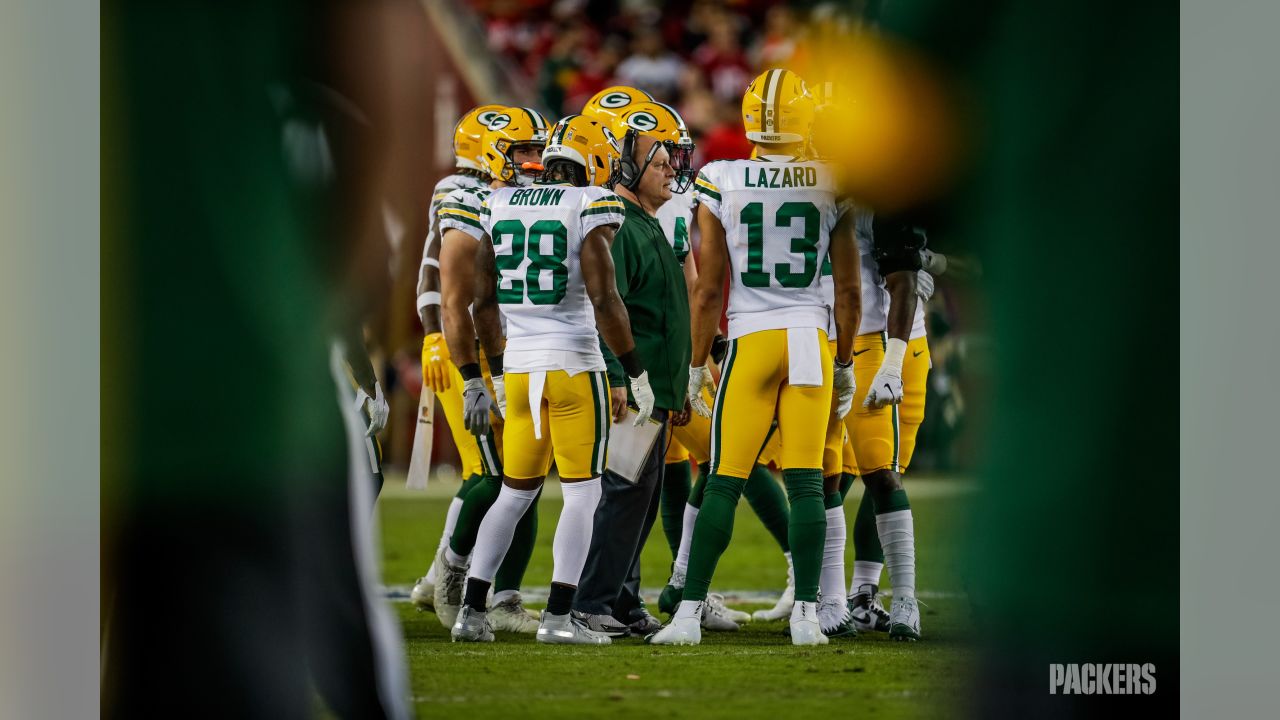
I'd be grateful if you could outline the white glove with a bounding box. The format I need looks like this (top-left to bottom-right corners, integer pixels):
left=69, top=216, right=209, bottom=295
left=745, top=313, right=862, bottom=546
left=462, top=376, right=499, bottom=436
left=628, top=371, right=656, bottom=427
left=916, top=270, right=935, bottom=302
left=491, top=375, right=507, bottom=417
left=687, top=365, right=716, bottom=418
left=864, top=338, right=907, bottom=409
left=920, top=249, right=948, bottom=276
left=832, top=359, right=856, bottom=419
left=354, top=381, right=389, bottom=438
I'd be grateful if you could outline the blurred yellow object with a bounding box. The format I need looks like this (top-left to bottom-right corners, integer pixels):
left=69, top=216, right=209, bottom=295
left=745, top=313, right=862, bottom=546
left=582, top=85, right=654, bottom=125
left=741, top=68, right=816, bottom=145
left=453, top=104, right=507, bottom=171
left=421, top=332, right=452, bottom=393
left=543, top=114, right=619, bottom=187
left=801, top=35, right=959, bottom=212
left=479, top=107, right=551, bottom=183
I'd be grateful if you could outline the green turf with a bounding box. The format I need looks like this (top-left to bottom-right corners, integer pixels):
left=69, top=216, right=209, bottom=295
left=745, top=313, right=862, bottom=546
left=379, top=473, right=976, bottom=719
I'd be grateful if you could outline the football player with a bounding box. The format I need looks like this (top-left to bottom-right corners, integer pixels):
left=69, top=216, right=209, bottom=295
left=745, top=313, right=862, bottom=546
left=413, top=108, right=551, bottom=634
left=448, top=114, right=655, bottom=644
left=648, top=69, right=861, bottom=646
left=411, top=104, right=505, bottom=609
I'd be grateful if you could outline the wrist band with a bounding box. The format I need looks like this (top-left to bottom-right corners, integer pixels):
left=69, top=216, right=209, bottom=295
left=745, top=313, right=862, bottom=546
left=881, top=338, right=908, bottom=374
left=617, top=349, right=645, bottom=378
left=458, top=362, right=482, bottom=381
left=486, top=354, right=504, bottom=377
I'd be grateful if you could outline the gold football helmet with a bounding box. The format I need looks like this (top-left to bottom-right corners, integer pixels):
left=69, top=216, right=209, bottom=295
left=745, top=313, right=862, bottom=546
left=479, top=107, right=551, bottom=185
left=741, top=69, right=815, bottom=145
left=612, top=100, right=696, bottom=192
left=453, top=104, right=507, bottom=171
left=582, top=85, right=654, bottom=126
left=541, top=114, right=619, bottom=187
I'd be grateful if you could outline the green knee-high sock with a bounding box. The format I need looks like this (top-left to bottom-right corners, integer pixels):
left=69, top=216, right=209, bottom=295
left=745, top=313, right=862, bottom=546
left=494, top=488, right=540, bottom=592
left=838, top=472, right=856, bottom=500
left=783, top=468, right=826, bottom=603
left=682, top=474, right=745, bottom=602
left=660, top=461, right=692, bottom=557
left=688, top=462, right=711, bottom=508
left=852, top=488, right=885, bottom=563
left=743, top=464, right=790, bottom=553
left=449, top=474, right=502, bottom=555
left=454, top=473, right=484, bottom=500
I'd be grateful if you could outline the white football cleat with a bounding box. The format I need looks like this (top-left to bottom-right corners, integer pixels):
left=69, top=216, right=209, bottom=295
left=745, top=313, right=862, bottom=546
left=700, top=594, right=740, bottom=632
left=888, top=595, right=921, bottom=642
left=536, top=611, right=612, bottom=645
left=645, top=613, right=702, bottom=646
left=489, top=593, right=540, bottom=634
left=848, top=583, right=891, bottom=632
left=451, top=606, right=494, bottom=643
left=707, top=593, right=751, bottom=623
left=789, top=601, right=829, bottom=646
left=752, top=565, right=795, bottom=621
left=431, top=549, right=467, bottom=630
left=409, top=575, right=435, bottom=612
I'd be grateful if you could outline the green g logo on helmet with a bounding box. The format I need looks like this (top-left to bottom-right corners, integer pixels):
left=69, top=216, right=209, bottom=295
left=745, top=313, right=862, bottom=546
left=477, top=110, right=502, bottom=128
left=600, top=92, right=631, bottom=109
left=626, top=112, right=659, bottom=132
left=486, top=113, right=512, bottom=131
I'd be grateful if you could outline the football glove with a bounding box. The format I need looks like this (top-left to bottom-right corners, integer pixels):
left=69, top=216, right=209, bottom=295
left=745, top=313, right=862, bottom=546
left=629, top=371, right=657, bottom=427
left=354, top=381, right=389, bottom=438
left=491, top=375, right=507, bottom=417
left=863, top=366, right=904, bottom=409
left=422, top=332, right=452, bottom=393
left=688, top=365, right=716, bottom=418
left=462, top=377, right=499, bottom=436
left=833, top=359, right=856, bottom=419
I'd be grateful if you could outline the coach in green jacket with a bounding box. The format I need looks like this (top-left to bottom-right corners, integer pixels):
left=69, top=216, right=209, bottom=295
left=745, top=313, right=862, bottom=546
left=576, top=132, right=691, bottom=637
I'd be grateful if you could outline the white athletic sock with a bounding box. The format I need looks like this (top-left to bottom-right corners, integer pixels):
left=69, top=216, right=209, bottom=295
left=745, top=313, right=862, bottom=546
left=674, top=599, right=702, bottom=621
left=551, top=478, right=602, bottom=586
left=466, top=485, right=539, bottom=583
left=491, top=589, right=518, bottom=605
left=876, top=510, right=916, bottom=599
left=850, top=560, right=885, bottom=596
left=820, top=507, right=847, bottom=602
left=426, top=497, right=465, bottom=583
left=673, top=503, right=699, bottom=577
left=444, top=546, right=468, bottom=568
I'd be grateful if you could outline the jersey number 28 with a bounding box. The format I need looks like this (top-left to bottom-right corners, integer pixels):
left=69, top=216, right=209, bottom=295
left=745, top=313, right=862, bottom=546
left=491, top=219, right=569, bottom=305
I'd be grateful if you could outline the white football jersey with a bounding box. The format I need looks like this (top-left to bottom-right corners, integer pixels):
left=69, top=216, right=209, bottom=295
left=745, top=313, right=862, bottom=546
left=821, top=208, right=889, bottom=339
left=694, top=157, right=849, bottom=339
left=480, top=184, right=626, bottom=369
left=418, top=172, right=489, bottom=300
left=909, top=296, right=927, bottom=340
left=656, top=187, right=694, bottom=264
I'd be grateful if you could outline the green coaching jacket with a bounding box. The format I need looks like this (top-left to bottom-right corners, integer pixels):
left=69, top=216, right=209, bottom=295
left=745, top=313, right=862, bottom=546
left=601, top=196, right=691, bottom=411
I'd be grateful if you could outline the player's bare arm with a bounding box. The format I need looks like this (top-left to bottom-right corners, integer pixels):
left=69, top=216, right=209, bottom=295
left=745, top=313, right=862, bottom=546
left=828, top=210, right=861, bottom=364
left=472, top=236, right=505, bottom=361
left=417, top=231, right=443, bottom=333
left=885, top=271, right=918, bottom=342
left=690, top=202, right=728, bottom=367
left=439, top=227, right=481, bottom=367
left=580, top=224, right=636, bottom=358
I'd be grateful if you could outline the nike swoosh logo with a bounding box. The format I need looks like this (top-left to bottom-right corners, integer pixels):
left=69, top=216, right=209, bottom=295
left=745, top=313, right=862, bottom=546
left=853, top=349, right=871, bottom=356
left=913, top=350, right=924, bottom=357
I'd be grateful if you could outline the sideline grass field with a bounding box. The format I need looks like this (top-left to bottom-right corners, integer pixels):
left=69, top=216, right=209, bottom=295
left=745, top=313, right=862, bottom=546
left=379, top=473, right=975, bottom=719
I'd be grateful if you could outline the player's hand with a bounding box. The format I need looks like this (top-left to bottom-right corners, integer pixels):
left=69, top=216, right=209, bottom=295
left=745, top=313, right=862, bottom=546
left=422, top=332, right=452, bottom=392
left=491, top=375, right=507, bottom=417
left=462, top=377, right=499, bottom=435
left=688, top=365, right=716, bottom=417
left=629, top=371, right=656, bottom=427
left=863, top=365, right=904, bottom=409
left=608, top=386, right=628, bottom=423
left=709, top=335, right=729, bottom=365
left=832, top=359, right=856, bottom=419
left=671, top=401, right=691, bottom=427
left=916, top=270, right=936, bottom=302
left=354, top=381, right=389, bottom=438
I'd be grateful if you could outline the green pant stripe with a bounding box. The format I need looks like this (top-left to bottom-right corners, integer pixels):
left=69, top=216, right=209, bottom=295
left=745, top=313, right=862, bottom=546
left=589, top=371, right=607, bottom=476
left=709, top=339, right=738, bottom=475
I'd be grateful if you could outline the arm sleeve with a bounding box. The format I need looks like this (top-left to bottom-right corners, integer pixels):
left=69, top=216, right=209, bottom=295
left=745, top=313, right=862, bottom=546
left=579, top=189, right=626, bottom=235
left=692, top=166, right=722, bottom=216
left=437, top=189, right=486, bottom=241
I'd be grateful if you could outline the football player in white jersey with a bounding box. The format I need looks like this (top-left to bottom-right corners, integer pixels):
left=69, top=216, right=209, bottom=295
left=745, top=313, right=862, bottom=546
left=446, top=114, right=656, bottom=644
left=648, top=69, right=861, bottom=647
left=410, top=104, right=505, bottom=610
left=415, top=108, right=552, bottom=634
